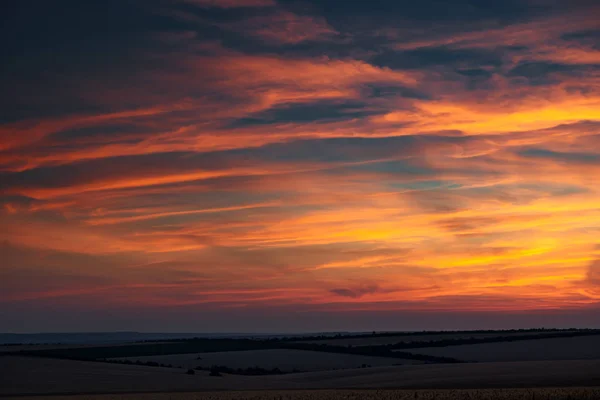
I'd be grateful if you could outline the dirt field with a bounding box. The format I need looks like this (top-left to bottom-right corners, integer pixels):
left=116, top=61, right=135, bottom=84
left=3, top=356, right=600, bottom=396
left=14, top=387, right=600, bottom=400
left=113, top=349, right=422, bottom=371
left=402, top=335, right=600, bottom=362
left=297, top=331, right=570, bottom=347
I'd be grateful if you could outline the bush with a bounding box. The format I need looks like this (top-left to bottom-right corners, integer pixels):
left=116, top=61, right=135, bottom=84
left=186, top=369, right=195, bottom=375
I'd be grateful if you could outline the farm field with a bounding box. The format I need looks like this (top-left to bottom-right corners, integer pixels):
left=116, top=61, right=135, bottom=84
left=3, top=356, right=600, bottom=396
left=401, top=335, right=600, bottom=362
left=15, top=387, right=600, bottom=400
left=112, top=349, right=422, bottom=371
left=0, top=341, right=170, bottom=354
left=271, top=359, right=600, bottom=389
left=297, top=331, right=576, bottom=347
left=0, top=356, right=267, bottom=396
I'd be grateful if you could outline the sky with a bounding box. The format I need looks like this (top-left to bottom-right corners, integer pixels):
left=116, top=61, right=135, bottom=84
left=1, top=0, right=600, bottom=333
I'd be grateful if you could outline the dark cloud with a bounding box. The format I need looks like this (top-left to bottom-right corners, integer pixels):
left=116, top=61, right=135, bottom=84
left=508, top=62, right=584, bottom=78
left=328, top=283, right=416, bottom=299
left=330, top=285, right=382, bottom=298
left=561, top=29, right=600, bottom=47
left=588, top=260, right=600, bottom=286
left=307, top=0, right=538, bottom=25
left=518, top=149, right=600, bottom=164
left=228, top=100, right=382, bottom=127
left=0, top=134, right=478, bottom=194
left=372, top=47, right=504, bottom=70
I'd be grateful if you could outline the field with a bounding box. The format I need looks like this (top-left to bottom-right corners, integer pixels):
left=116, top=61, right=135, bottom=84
left=14, top=388, right=600, bottom=400
left=113, top=349, right=422, bottom=372
left=0, top=341, right=169, bottom=354
left=402, top=335, right=600, bottom=362
left=0, top=356, right=260, bottom=396
left=3, top=356, right=600, bottom=396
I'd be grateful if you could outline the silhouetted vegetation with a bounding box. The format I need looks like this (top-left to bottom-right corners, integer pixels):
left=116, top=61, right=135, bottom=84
left=284, top=342, right=465, bottom=363
left=271, top=328, right=599, bottom=343
left=19, top=338, right=270, bottom=360
left=197, top=365, right=286, bottom=376
left=383, top=330, right=600, bottom=350
left=107, top=359, right=174, bottom=368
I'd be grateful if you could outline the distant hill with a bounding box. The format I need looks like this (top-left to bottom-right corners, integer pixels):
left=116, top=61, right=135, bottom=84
left=0, top=331, right=360, bottom=345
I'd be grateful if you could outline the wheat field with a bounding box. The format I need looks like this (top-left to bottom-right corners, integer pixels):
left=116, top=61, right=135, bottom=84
left=17, top=388, right=600, bottom=400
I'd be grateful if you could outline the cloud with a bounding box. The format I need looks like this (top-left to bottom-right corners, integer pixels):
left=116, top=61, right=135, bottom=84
left=329, top=285, right=382, bottom=299
left=588, top=260, right=600, bottom=287
left=178, top=0, right=276, bottom=8
left=328, top=283, right=415, bottom=299
left=222, top=11, right=338, bottom=44
left=2, top=0, right=600, bottom=329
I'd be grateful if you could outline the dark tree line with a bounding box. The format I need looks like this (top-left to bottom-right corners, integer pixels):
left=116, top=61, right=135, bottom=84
left=195, top=365, right=289, bottom=376
left=284, top=342, right=464, bottom=363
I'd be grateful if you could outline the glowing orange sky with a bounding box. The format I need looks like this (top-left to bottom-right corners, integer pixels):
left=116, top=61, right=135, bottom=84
left=1, top=0, right=600, bottom=331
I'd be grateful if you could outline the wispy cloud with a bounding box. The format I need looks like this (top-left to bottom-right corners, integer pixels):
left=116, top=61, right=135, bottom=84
left=221, top=11, right=338, bottom=44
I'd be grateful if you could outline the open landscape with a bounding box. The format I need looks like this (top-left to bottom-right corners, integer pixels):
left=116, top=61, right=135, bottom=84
left=4, top=0, right=600, bottom=398
left=2, top=330, right=600, bottom=398
left=3, top=353, right=600, bottom=396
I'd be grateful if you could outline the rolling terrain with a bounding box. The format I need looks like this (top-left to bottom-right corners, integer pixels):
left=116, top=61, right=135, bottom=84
left=3, top=355, right=600, bottom=396
left=3, top=330, right=600, bottom=398
left=402, top=335, right=600, bottom=362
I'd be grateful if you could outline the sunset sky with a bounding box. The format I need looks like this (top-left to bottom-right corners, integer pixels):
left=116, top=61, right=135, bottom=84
left=2, top=0, right=600, bottom=332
